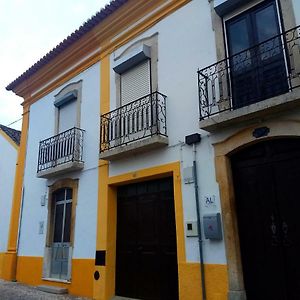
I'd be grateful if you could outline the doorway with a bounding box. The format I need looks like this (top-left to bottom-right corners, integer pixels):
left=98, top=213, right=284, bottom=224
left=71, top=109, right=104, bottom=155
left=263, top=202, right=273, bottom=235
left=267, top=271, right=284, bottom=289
left=115, top=177, right=178, bottom=300
left=49, top=187, right=73, bottom=280
left=231, top=138, right=300, bottom=300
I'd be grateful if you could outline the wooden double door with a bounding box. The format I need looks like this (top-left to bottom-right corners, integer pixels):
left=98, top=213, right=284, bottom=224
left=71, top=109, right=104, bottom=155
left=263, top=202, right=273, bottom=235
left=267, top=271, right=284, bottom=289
left=231, top=139, right=300, bottom=300
left=116, top=178, right=178, bottom=300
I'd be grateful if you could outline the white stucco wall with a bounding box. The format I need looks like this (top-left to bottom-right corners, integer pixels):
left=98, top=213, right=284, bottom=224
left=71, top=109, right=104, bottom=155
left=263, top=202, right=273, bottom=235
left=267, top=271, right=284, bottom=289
left=292, top=0, right=300, bottom=25
left=17, top=0, right=297, bottom=268
left=0, top=135, right=18, bottom=253
left=19, top=62, right=100, bottom=259
left=109, top=0, right=226, bottom=264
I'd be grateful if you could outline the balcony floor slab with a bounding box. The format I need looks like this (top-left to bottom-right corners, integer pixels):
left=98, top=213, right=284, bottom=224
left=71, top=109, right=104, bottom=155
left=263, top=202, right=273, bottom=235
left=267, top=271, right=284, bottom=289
left=99, top=135, right=168, bottom=161
left=37, top=161, right=84, bottom=179
left=199, top=89, right=300, bottom=132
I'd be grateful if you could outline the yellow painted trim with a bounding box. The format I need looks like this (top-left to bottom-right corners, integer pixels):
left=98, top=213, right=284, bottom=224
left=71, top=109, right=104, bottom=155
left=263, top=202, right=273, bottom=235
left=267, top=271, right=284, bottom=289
left=2, top=105, right=29, bottom=280
left=17, top=0, right=191, bottom=106
left=179, top=263, right=228, bottom=300
left=0, top=129, right=19, bottom=150
left=94, top=161, right=186, bottom=300
left=107, top=161, right=186, bottom=263
left=0, top=252, right=5, bottom=279
left=213, top=119, right=300, bottom=296
left=94, top=54, right=111, bottom=300
left=16, top=256, right=94, bottom=297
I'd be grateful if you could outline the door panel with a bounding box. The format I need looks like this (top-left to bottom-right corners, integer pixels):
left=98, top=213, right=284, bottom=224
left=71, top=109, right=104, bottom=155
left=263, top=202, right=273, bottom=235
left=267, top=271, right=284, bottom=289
left=274, top=157, right=300, bottom=300
left=116, top=178, right=178, bottom=300
left=231, top=139, right=300, bottom=300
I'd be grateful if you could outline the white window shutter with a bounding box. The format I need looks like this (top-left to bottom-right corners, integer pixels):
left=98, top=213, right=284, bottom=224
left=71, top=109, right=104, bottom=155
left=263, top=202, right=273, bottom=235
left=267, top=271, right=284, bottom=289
left=58, top=100, right=77, bottom=132
left=120, top=60, right=151, bottom=105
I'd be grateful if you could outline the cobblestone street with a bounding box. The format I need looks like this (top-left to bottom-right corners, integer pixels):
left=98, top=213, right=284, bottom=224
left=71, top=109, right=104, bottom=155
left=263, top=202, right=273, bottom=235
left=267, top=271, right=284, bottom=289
left=0, top=280, right=90, bottom=300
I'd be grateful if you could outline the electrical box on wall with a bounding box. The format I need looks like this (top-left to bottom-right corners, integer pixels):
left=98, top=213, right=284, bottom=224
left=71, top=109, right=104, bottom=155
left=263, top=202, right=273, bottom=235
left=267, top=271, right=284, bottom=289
left=203, top=213, right=222, bottom=240
left=186, top=221, right=198, bottom=237
left=183, top=167, right=194, bottom=184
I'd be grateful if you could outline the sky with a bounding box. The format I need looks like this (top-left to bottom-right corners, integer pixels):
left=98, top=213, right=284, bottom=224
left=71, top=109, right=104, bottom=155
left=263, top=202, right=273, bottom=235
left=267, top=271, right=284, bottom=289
left=0, top=0, right=111, bottom=130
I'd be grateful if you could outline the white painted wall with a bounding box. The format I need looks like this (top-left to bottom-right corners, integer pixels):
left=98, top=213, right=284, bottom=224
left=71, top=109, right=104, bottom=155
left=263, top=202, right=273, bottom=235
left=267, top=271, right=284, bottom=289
left=292, top=0, right=300, bottom=25
left=17, top=0, right=298, bottom=268
left=19, top=62, right=100, bottom=259
left=0, top=135, right=18, bottom=253
left=109, top=0, right=226, bottom=264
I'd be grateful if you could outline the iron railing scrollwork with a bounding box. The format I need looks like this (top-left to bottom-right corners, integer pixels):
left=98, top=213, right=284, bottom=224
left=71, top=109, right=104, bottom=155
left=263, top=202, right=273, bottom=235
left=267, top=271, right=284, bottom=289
left=100, top=91, right=167, bottom=152
left=37, top=127, right=84, bottom=173
left=198, top=25, right=300, bottom=120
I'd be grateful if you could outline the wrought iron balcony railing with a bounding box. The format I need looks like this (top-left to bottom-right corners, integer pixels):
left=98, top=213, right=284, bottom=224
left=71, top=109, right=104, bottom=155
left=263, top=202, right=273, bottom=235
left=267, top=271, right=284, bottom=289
left=198, top=25, right=300, bottom=120
left=100, top=91, right=167, bottom=152
left=37, top=127, right=84, bottom=173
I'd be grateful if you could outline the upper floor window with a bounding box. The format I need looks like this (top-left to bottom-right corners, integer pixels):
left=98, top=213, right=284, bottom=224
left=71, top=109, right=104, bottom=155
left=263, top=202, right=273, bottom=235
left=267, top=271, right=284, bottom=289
left=120, top=59, right=151, bottom=106
left=225, top=0, right=288, bottom=108
left=54, top=80, right=82, bottom=133
left=113, top=34, right=158, bottom=107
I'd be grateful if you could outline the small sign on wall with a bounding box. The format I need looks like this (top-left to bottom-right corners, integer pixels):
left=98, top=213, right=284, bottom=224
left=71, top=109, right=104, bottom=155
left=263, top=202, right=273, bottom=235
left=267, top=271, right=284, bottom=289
left=204, top=195, right=217, bottom=209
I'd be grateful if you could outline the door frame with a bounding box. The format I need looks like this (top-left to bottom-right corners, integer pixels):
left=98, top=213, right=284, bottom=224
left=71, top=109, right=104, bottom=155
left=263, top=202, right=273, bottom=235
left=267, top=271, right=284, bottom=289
left=94, top=161, right=186, bottom=300
left=213, top=120, right=300, bottom=300
left=42, top=178, right=78, bottom=282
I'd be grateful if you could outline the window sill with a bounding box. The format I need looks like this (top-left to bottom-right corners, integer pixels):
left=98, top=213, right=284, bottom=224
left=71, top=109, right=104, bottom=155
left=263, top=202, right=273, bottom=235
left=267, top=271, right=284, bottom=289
left=42, top=277, right=71, bottom=284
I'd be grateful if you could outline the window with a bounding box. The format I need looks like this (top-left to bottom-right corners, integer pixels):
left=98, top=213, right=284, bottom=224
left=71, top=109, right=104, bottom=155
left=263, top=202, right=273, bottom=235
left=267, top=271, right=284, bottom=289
left=113, top=33, right=158, bottom=107
left=50, top=188, right=72, bottom=280
left=43, top=179, right=78, bottom=282
left=120, top=59, right=151, bottom=105
left=54, top=80, right=82, bottom=133
left=225, top=0, right=288, bottom=108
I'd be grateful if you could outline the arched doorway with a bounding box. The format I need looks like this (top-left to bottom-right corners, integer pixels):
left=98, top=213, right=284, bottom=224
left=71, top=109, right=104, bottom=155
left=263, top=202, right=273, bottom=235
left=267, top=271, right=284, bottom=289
left=230, top=138, right=300, bottom=300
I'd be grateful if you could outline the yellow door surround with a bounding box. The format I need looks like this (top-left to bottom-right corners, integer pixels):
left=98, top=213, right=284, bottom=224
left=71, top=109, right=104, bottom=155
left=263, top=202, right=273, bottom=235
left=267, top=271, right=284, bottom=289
left=94, top=161, right=186, bottom=300
left=214, top=119, right=300, bottom=298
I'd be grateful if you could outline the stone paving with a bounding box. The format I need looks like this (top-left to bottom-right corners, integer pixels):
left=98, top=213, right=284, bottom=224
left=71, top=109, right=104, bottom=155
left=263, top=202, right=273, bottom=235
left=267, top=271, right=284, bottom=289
left=0, top=280, right=90, bottom=300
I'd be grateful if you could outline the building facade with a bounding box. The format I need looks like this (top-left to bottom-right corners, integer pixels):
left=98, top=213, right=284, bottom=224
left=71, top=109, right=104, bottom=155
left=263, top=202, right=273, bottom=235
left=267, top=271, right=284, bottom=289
left=0, top=125, right=20, bottom=278
left=4, top=0, right=300, bottom=300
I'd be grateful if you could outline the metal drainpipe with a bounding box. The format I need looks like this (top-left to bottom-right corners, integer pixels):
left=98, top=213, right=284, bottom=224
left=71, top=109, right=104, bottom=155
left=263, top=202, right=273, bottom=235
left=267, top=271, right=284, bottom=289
left=193, top=143, right=207, bottom=300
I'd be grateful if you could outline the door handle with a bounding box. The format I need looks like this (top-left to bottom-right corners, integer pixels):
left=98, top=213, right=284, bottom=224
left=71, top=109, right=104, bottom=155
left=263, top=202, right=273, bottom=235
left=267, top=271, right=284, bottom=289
left=282, top=221, right=291, bottom=247
left=270, top=214, right=279, bottom=247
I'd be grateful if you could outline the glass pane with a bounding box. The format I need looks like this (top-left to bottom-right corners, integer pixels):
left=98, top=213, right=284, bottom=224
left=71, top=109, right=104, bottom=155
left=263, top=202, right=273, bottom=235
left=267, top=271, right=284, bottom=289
left=54, top=189, right=65, bottom=202
left=227, top=18, right=250, bottom=55
left=255, top=4, right=281, bottom=60
left=66, top=188, right=72, bottom=200
left=63, top=202, right=72, bottom=242
left=255, top=5, right=279, bottom=43
left=53, top=204, right=64, bottom=242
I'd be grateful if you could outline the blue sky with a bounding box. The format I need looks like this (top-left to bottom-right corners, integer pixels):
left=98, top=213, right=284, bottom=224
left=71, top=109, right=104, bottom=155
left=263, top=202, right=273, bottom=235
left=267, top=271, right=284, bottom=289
left=0, top=0, right=110, bottom=129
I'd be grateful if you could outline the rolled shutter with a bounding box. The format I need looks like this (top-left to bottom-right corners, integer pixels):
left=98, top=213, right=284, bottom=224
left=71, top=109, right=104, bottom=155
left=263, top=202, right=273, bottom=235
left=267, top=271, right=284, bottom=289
left=120, top=60, right=151, bottom=105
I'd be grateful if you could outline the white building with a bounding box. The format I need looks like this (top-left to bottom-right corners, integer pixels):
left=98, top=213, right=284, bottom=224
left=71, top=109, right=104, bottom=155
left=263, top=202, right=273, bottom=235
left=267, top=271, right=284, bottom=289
left=0, top=125, right=20, bottom=278
left=3, top=0, right=300, bottom=300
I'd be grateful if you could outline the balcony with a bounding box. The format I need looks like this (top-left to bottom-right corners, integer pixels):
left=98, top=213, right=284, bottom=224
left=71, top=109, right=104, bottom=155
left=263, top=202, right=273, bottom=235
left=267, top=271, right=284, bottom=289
left=99, top=92, right=168, bottom=160
left=37, top=127, right=84, bottom=178
left=198, top=25, right=300, bottom=132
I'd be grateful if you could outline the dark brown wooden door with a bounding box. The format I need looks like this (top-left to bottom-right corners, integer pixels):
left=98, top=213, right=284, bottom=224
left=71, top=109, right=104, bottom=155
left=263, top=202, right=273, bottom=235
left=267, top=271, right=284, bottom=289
left=231, top=138, right=300, bottom=300
left=116, top=178, right=178, bottom=300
